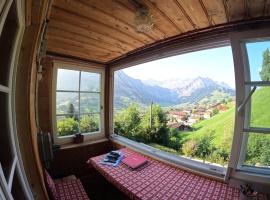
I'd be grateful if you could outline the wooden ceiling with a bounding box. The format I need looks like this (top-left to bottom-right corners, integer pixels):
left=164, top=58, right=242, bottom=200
left=46, top=0, right=270, bottom=63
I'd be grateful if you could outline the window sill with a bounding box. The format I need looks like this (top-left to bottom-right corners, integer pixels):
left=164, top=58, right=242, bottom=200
left=59, top=137, right=109, bottom=150
left=110, top=134, right=226, bottom=182
left=231, top=169, right=270, bottom=185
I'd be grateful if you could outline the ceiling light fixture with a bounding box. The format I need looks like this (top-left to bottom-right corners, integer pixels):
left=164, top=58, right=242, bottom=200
left=130, top=0, right=154, bottom=33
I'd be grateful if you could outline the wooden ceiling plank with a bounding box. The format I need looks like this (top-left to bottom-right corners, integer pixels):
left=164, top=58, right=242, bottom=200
left=47, top=45, right=108, bottom=63
left=53, top=0, right=153, bottom=45
left=248, top=0, right=265, bottom=18
left=175, top=0, right=210, bottom=29
left=199, top=0, right=213, bottom=26
left=48, top=20, right=133, bottom=52
left=202, top=0, right=227, bottom=25
left=47, top=27, right=127, bottom=54
left=80, top=0, right=166, bottom=41
left=222, top=0, right=230, bottom=22
left=50, top=7, right=143, bottom=48
left=264, top=0, right=270, bottom=15
left=47, top=38, right=117, bottom=62
left=47, top=35, right=122, bottom=58
left=117, top=0, right=179, bottom=38
left=141, top=0, right=182, bottom=35
left=145, top=0, right=193, bottom=33
left=226, top=0, right=246, bottom=21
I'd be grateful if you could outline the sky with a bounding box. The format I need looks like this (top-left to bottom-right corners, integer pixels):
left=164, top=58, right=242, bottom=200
left=246, top=40, right=270, bottom=81
left=123, top=42, right=270, bottom=89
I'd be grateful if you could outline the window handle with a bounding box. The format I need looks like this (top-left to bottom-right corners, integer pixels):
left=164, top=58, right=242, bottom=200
left=237, top=86, right=257, bottom=113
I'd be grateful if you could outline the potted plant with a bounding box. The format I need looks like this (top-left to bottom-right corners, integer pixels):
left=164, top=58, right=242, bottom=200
left=73, top=133, right=84, bottom=144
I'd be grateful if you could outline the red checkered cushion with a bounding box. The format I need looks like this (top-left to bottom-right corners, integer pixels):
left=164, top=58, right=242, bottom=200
left=89, top=148, right=244, bottom=200
left=44, top=170, right=58, bottom=200
left=55, top=179, right=89, bottom=200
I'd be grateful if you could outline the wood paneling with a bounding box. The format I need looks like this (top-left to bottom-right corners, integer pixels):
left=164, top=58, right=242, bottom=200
left=201, top=0, right=227, bottom=25
left=46, top=0, right=270, bottom=63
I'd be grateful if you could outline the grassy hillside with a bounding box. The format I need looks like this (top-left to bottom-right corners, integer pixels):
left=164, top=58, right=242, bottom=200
left=178, top=102, right=235, bottom=147
left=250, top=87, right=270, bottom=127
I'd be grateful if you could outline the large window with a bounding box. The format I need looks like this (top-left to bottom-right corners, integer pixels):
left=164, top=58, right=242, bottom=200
left=53, top=63, right=104, bottom=144
left=113, top=46, right=235, bottom=173
left=240, top=40, right=270, bottom=173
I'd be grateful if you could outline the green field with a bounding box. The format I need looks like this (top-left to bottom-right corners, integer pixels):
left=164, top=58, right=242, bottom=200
left=178, top=102, right=235, bottom=147
left=151, top=87, right=270, bottom=166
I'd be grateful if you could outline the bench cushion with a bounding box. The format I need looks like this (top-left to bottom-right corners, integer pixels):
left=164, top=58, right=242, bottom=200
left=55, top=179, right=89, bottom=200
left=44, top=170, right=59, bottom=200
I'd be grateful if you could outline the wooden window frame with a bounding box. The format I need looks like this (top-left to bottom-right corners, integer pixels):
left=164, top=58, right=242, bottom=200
left=52, top=61, right=105, bottom=145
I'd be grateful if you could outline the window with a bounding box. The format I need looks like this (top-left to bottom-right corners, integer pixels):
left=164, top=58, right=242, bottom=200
left=239, top=40, right=270, bottom=173
left=53, top=62, right=105, bottom=144
left=113, top=46, right=235, bottom=173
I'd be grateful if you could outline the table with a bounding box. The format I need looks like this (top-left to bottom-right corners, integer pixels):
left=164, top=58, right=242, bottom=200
left=88, top=148, right=265, bottom=200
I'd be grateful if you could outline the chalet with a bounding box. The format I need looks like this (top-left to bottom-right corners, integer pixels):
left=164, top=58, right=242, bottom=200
left=1, top=1, right=270, bottom=200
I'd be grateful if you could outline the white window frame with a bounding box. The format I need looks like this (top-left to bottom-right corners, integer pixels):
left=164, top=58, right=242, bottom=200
left=109, top=39, right=235, bottom=179
left=229, top=29, right=270, bottom=176
left=52, top=61, right=105, bottom=145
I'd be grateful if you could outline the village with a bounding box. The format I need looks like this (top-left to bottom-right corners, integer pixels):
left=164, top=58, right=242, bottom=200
left=166, top=101, right=234, bottom=131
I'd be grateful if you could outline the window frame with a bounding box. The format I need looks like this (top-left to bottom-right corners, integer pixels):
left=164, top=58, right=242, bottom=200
left=228, top=28, right=270, bottom=181
left=52, top=61, right=105, bottom=145
left=109, top=39, right=234, bottom=178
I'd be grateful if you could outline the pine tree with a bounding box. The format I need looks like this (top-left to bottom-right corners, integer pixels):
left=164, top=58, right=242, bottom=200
left=259, top=48, right=270, bottom=81
left=67, top=103, right=75, bottom=118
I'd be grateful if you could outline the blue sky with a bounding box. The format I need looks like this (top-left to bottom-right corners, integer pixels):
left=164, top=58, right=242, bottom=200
left=123, top=42, right=270, bottom=88
left=246, top=40, right=270, bottom=81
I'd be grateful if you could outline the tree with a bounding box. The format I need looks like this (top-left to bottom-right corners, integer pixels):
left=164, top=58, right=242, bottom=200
left=140, top=104, right=169, bottom=145
left=182, top=139, right=197, bottom=158
left=259, top=48, right=270, bottom=81
left=67, top=103, right=78, bottom=120
left=114, top=104, right=141, bottom=140
left=213, top=108, right=219, bottom=115
left=195, top=131, right=214, bottom=162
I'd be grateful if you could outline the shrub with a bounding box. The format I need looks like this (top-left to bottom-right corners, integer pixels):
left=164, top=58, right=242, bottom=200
left=182, top=139, right=197, bottom=158
left=80, top=115, right=99, bottom=133
left=57, top=117, right=79, bottom=136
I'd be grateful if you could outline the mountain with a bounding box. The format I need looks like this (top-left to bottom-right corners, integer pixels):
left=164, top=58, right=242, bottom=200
left=114, top=71, right=235, bottom=109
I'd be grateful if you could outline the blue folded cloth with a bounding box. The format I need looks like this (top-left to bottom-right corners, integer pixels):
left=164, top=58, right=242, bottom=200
left=100, top=151, right=124, bottom=167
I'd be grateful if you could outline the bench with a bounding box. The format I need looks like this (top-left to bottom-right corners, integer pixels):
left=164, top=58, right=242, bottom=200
left=45, top=170, right=89, bottom=200
left=88, top=148, right=267, bottom=200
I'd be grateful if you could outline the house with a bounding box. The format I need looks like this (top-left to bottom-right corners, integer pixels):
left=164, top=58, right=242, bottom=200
left=1, top=0, right=269, bottom=199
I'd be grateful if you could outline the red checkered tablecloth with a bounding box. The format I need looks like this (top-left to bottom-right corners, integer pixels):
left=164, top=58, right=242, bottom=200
left=88, top=148, right=265, bottom=200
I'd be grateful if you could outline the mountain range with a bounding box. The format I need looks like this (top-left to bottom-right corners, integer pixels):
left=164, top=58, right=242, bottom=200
left=114, top=71, right=235, bottom=109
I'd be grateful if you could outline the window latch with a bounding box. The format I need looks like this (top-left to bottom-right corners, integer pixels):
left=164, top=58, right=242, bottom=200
left=237, top=86, right=257, bottom=113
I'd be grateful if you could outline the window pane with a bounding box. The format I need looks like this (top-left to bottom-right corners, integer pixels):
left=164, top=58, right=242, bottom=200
left=80, top=114, right=100, bottom=133
left=56, top=92, right=79, bottom=115
left=244, top=132, right=270, bottom=169
left=250, top=86, right=270, bottom=128
left=245, top=40, right=270, bottom=81
left=57, top=68, right=79, bottom=91
left=80, top=93, right=100, bottom=113
left=114, top=46, right=235, bottom=168
left=56, top=116, right=79, bottom=137
left=81, top=71, right=100, bottom=92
